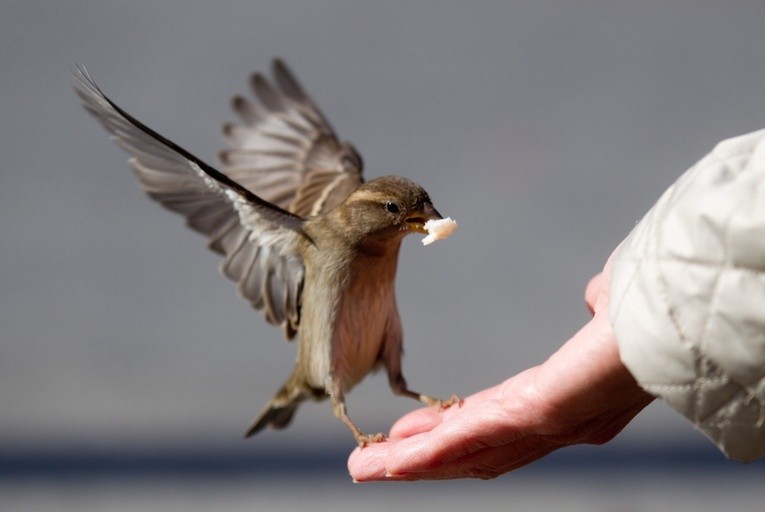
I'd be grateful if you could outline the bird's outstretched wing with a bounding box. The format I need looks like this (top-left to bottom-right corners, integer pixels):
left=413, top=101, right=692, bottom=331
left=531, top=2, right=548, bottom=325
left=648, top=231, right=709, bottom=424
left=220, top=59, right=364, bottom=217
left=74, top=66, right=305, bottom=338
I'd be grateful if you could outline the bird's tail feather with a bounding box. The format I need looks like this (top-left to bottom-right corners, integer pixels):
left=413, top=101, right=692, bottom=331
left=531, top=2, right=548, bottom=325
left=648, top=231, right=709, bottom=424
left=244, top=400, right=301, bottom=437
left=244, top=377, right=317, bottom=438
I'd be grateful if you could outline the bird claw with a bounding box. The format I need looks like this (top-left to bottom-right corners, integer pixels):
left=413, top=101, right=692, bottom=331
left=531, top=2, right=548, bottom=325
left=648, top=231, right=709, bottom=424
left=356, top=432, right=387, bottom=448
left=421, top=393, right=461, bottom=410
left=436, top=394, right=462, bottom=410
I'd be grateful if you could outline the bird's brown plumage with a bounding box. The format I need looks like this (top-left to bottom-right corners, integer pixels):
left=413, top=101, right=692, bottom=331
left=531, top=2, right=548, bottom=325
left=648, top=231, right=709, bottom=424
left=74, top=60, right=458, bottom=446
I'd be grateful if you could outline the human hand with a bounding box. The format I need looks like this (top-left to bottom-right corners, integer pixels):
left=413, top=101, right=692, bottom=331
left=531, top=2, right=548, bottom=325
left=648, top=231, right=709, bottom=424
left=348, top=262, right=654, bottom=481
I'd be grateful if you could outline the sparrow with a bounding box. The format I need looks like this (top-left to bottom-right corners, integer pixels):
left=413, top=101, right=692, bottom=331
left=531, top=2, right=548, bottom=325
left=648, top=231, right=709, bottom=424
left=74, top=60, right=458, bottom=446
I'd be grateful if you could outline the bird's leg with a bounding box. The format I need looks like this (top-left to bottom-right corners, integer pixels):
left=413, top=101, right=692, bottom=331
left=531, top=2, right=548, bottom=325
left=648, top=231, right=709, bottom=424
left=388, top=372, right=461, bottom=410
left=328, top=382, right=386, bottom=447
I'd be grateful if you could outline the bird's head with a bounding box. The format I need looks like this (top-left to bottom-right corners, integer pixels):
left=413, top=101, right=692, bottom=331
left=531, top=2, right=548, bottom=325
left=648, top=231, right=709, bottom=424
left=331, top=175, right=443, bottom=251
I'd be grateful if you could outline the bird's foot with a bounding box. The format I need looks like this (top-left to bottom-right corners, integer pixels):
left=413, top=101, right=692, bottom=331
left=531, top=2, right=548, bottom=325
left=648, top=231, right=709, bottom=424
left=422, top=393, right=462, bottom=410
left=356, top=432, right=387, bottom=448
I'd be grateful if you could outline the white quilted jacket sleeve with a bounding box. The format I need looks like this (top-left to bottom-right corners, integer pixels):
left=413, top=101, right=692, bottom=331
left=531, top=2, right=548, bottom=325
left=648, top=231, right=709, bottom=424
left=610, top=129, right=765, bottom=463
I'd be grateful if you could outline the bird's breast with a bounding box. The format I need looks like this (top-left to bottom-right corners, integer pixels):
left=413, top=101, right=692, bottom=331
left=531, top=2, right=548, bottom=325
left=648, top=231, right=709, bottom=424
left=331, top=265, right=397, bottom=390
left=298, top=243, right=401, bottom=392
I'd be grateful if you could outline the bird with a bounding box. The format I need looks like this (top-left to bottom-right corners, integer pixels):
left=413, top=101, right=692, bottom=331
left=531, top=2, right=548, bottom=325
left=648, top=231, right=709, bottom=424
left=73, top=59, right=459, bottom=446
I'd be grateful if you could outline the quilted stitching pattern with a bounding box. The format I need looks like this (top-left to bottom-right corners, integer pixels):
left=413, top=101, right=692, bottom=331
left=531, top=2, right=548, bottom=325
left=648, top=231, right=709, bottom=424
left=610, top=130, right=765, bottom=462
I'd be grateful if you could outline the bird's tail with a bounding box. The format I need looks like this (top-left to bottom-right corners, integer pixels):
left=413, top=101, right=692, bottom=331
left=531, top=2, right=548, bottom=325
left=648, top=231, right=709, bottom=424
left=244, top=381, right=310, bottom=438
left=244, top=401, right=300, bottom=437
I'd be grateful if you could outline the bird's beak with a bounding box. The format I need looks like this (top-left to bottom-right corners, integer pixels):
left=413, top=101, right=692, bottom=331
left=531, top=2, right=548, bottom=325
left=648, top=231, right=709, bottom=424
left=405, top=201, right=442, bottom=234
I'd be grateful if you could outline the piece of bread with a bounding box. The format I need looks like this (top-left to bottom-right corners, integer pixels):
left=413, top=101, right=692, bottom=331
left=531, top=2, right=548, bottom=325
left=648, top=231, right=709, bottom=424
left=422, top=217, right=458, bottom=245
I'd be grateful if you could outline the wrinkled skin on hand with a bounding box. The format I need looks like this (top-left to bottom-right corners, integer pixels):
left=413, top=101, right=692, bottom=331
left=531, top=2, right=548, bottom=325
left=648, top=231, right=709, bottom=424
left=348, top=258, right=655, bottom=481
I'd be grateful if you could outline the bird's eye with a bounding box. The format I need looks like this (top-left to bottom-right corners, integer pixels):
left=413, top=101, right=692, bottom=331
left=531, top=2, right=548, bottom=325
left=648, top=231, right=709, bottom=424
left=385, top=201, right=400, bottom=214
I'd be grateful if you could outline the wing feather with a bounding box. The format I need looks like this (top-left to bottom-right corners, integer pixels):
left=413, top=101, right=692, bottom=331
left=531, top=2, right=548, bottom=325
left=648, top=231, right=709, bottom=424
left=74, top=66, right=306, bottom=338
left=219, top=59, right=364, bottom=217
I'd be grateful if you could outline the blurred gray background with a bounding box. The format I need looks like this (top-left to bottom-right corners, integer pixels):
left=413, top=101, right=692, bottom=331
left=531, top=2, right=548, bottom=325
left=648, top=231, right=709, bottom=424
left=2, top=0, right=765, bottom=510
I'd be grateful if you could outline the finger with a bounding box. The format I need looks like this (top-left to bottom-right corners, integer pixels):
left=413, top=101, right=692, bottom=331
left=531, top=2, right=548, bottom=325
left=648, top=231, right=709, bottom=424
left=386, top=398, right=517, bottom=472
left=388, top=384, right=504, bottom=439
left=396, top=441, right=559, bottom=480
left=348, top=442, right=393, bottom=481
left=352, top=433, right=559, bottom=481
left=584, top=272, right=605, bottom=314
left=387, top=407, right=442, bottom=439
left=350, top=397, right=509, bottom=481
